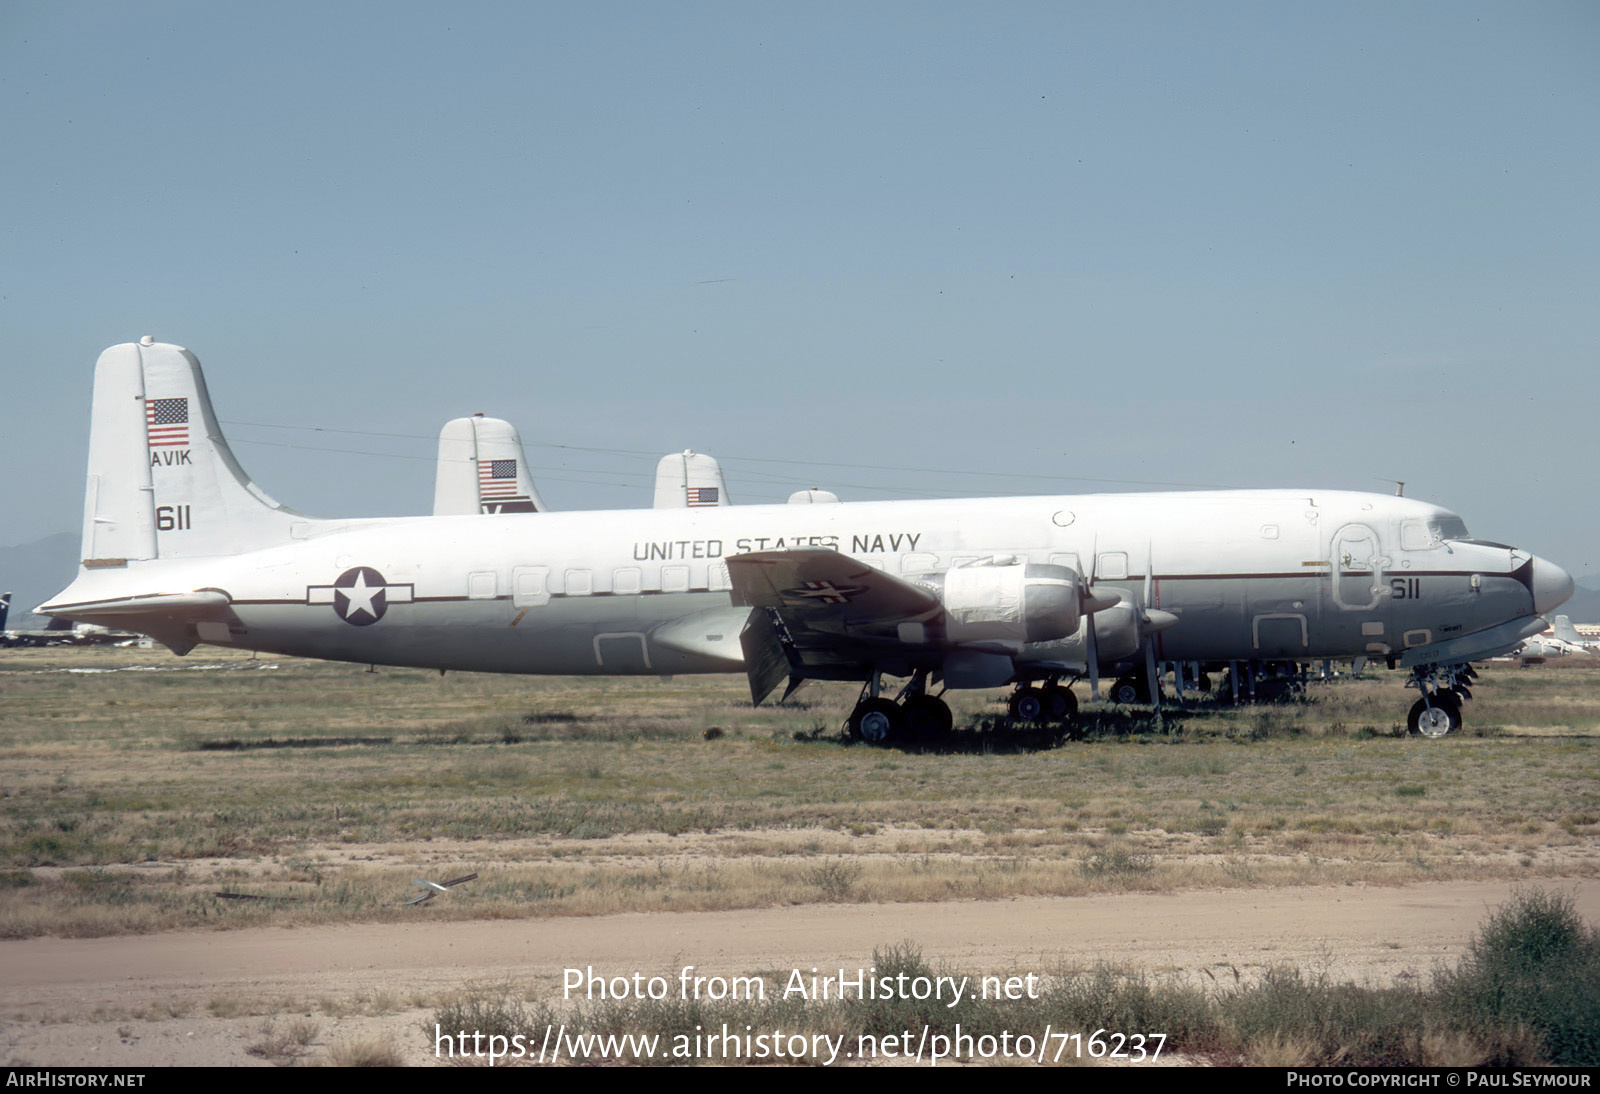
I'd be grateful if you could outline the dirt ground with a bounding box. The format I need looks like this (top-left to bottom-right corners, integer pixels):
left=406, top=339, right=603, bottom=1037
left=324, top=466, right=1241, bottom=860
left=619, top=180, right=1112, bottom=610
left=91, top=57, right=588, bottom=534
left=4, top=878, right=1597, bottom=1066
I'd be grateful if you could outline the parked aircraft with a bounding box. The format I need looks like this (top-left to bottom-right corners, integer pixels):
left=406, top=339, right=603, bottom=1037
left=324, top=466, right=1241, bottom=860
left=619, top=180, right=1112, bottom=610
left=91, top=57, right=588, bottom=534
left=654, top=450, right=731, bottom=509
left=434, top=419, right=736, bottom=514
left=433, top=415, right=548, bottom=515
left=1550, top=615, right=1596, bottom=650
left=41, top=340, right=1573, bottom=741
left=1517, top=615, right=1595, bottom=660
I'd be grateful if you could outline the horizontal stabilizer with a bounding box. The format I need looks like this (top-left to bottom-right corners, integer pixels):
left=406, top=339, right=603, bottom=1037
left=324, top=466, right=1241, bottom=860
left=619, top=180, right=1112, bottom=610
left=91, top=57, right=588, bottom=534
left=38, top=589, right=231, bottom=623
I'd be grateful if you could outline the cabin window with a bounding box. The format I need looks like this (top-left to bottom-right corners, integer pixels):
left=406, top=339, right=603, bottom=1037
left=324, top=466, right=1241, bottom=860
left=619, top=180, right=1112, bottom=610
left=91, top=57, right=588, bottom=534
left=903, top=552, right=938, bottom=574
left=662, top=565, right=690, bottom=593
left=1048, top=552, right=1081, bottom=573
left=468, top=571, right=497, bottom=599
left=512, top=566, right=548, bottom=607
left=708, top=562, right=731, bottom=592
left=565, top=569, right=592, bottom=596
left=613, top=567, right=642, bottom=595
left=1096, top=552, right=1128, bottom=580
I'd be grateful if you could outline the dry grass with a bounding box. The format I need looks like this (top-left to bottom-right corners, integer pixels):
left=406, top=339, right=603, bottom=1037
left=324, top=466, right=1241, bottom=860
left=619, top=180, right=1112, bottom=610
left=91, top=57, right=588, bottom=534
left=1, top=646, right=1597, bottom=937
left=323, top=1033, right=405, bottom=1066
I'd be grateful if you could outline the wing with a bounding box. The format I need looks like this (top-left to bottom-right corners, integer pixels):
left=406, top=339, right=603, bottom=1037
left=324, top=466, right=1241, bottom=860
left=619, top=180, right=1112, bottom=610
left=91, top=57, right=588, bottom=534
left=726, top=549, right=943, bottom=704
left=727, top=548, right=940, bottom=633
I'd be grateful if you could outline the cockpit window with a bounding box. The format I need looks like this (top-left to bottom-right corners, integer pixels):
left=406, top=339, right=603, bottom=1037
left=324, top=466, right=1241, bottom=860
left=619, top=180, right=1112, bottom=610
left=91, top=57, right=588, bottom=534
left=1401, top=520, right=1432, bottom=550
left=1430, top=516, right=1470, bottom=541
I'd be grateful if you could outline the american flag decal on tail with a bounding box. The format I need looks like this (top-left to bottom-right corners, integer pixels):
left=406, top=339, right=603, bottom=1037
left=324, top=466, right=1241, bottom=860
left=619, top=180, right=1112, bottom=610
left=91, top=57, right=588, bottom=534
left=479, top=459, right=520, bottom=500
left=687, top=486, right=719, bottom=507
left=145, top=398, right=189, bottom=447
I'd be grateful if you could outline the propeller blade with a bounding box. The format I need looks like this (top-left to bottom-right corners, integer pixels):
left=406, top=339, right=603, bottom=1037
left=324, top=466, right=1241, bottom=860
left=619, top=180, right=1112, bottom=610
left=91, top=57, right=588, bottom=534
left=1086, top=616, right=1100, bottom=701
left=1145, top=640, right=1160, bottom=710
left=1085, top=535, right=1101, bottom=701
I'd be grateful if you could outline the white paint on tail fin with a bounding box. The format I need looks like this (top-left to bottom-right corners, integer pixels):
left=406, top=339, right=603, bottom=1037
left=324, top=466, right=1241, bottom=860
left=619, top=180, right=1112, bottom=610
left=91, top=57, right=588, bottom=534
left=653, top=450, right=731, bottom=508
left=433, top=416, right=547, bottom=515
left=81, top=341, right=308, bottom=565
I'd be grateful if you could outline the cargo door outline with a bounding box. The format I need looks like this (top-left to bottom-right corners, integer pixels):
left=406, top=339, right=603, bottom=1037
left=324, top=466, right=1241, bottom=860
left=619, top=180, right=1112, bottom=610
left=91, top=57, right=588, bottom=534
left=594, top=632, right=652, bottom=671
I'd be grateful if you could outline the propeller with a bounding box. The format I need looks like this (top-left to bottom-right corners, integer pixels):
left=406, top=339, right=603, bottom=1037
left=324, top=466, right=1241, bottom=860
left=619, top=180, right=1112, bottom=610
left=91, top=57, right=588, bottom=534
left=1144, top=552, right=1160, bottom=709
left=1084, top=537, right=1100, bottom=701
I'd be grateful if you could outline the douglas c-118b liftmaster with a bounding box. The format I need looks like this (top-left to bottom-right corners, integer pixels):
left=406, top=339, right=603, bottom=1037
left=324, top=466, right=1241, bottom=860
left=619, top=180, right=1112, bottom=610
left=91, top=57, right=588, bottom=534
left=42, top=340, right=1572, bottom=741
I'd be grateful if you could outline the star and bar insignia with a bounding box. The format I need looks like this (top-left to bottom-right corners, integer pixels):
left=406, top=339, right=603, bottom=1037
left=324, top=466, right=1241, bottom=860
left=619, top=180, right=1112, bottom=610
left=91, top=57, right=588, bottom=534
left=780, top=580, right=866, bottom=606
left=306, top=567, right=416, bottom=626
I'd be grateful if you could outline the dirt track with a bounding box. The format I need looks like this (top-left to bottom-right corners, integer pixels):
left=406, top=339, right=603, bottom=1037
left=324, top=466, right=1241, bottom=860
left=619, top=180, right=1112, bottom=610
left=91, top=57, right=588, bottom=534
left=5, top=878, right=1597, bottom=1066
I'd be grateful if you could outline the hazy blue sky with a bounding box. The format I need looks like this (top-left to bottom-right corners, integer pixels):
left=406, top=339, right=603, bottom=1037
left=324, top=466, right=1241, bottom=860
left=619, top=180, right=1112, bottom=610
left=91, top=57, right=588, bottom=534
left=4, top=2, right=1596, bottom=581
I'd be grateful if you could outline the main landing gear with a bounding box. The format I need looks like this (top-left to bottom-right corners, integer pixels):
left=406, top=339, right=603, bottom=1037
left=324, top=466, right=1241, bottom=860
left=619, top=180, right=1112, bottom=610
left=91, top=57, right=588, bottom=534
left=1006, top=680, right=1083, bottom=741
left=1406, top=663, right=1477, bottom=738
left=1007, top=679, right=1080, bottom=734
left=846, top=670, right=953, bottom=745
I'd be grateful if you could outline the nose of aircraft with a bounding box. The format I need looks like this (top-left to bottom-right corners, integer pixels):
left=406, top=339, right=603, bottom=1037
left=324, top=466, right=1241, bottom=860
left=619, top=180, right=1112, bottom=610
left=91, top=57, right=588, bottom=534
left=1530, top=555, right=1575, bottom=617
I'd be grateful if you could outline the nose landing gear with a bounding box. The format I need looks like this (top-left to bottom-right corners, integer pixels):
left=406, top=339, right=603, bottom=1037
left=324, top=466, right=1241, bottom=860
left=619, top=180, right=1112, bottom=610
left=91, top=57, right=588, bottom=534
left=1406, top=663, right=1474, bottom=737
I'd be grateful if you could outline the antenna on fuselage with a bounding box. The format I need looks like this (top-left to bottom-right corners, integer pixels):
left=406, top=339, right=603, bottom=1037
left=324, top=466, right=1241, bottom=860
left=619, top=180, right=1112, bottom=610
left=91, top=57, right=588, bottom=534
left=1376, top=478, right=1406, bottom=497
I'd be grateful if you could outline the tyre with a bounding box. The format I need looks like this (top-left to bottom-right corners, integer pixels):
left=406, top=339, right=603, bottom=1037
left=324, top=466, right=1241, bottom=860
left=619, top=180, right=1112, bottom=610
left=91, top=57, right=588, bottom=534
left=903, top=694, right=953, bottom=738
left=1407, top=696, right=1460, bottom=738
left=848, top=697, right=902, bottom=744
left=1009, top=687, right=1045, bottom=722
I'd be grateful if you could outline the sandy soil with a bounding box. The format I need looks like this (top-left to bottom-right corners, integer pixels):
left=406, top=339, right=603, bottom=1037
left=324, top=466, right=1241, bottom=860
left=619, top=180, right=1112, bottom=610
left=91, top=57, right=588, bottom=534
left=4, top=878, right=1597, bottom=1066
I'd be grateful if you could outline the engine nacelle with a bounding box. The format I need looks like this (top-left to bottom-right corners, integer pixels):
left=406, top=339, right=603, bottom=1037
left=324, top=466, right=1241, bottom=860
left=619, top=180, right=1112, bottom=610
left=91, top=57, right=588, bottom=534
left=923, top=558, right=1082, bottom=645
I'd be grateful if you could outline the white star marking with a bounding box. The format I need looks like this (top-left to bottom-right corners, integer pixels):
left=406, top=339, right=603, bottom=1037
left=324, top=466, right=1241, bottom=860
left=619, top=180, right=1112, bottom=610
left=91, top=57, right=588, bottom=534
left=339, top=572, right=383, bottom=621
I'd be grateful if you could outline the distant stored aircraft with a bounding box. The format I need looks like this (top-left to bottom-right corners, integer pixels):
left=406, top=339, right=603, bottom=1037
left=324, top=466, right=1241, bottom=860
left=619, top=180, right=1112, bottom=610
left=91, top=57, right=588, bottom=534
left=1517, top=615, right=1595, bottom=659
left=433, top=418, right=736, bottom=513
left=654, top=450, right=731, bottom=509
left=41, top=339, right=1573, bottom=740
left=433, top=415, right=548, bottom=515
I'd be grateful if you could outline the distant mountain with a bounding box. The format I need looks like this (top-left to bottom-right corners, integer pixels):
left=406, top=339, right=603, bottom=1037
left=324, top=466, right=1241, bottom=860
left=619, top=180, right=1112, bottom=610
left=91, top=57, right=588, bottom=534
left=1, top=533, right=78, bottom=628
left=1563, top=578, right=1600, bottom=626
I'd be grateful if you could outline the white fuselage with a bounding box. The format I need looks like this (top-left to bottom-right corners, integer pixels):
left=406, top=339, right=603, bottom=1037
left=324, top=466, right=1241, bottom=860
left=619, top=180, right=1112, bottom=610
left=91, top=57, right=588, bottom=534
left=53, top=488, right=1553, bottom=680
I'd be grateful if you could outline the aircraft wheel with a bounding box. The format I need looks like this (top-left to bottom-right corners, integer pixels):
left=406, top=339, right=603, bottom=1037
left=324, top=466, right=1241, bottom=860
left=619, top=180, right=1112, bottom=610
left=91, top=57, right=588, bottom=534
left=1408, top=697, right=1461, bottom=738
left=903, top=695, right=953, bottom=738
left=849, top=698, right=902, bottom=745
left=1110, top=677, right=1142, bottom=705
left=1434, top=688, right=1465, bottom=711
left=1009, top=687, right=1046, bottom=723
left=1255, top=679, right=1289, bottom=703
left=1041, top=684, right=1078, bottom=723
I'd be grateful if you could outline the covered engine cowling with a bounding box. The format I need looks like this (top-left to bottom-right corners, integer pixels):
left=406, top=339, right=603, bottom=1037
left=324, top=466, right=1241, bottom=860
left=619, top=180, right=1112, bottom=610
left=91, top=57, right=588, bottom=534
left=922, top=559, right=1082, bottom=645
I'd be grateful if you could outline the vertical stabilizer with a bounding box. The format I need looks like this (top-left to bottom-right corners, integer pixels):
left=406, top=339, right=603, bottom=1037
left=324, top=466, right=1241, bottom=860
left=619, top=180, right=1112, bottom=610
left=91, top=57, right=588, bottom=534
left=433, top=416, right=547, bottom=515
left=653, top=450, right=731, bottom=508
left=82, top=340, right=307, bottom=564
left=0, top=591, right=10, bottom=632
left=1552, top=615, right=1585, bottom=644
